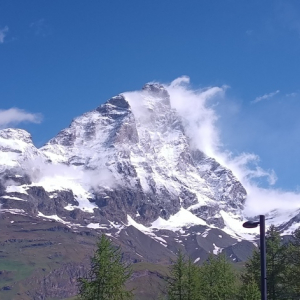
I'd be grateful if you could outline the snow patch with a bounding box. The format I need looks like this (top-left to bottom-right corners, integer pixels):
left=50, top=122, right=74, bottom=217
left=64, top=204, right=76, bottom=211
left=6, top=185, right=28, bottom=195
left=151, top=207, right=207, bottom=231
left=1, top=195, right=27, bottom=201
left=127, top=215, right=151, bottom=233
left=194, top=257, right=200, bottom=263
left=127, top=215, right=169, bottom=245
left=37, top=212, right=70, bottom=224
left=202, top=228, right=211, bottom=237
left=213, top=243, right=223, bottom=255
left=86, top=223, right=111, bottom=229
left=0, top=208, right=26, bottom=214
left=282, top=221, right=300, bottom=235
left=109, top=220, right=125, bottom=234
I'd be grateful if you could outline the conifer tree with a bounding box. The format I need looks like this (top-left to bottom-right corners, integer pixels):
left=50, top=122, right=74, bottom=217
left=266, top=225, right=288, bottom=299
left=238, top=276, right=260, bottom=300
left=285, top=227, right=300, bottom=298
left=166, top=250, right=202, bottom=300
left=240, top=249, right=261, bottom=294
left=77, top=234, right=133, bottom=300
left=185, top=258, right=201, bottom=300
left=199, top=254, right=237, bottom=300
left=167, top=250, right=187, bottom=300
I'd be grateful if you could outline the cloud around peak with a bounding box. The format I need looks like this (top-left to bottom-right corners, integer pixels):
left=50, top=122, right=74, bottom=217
left=165, top=76, right=226, bottom=158
left=0, top=108, right=42, bottom=128
left=162, top=77, right=300, bottom=217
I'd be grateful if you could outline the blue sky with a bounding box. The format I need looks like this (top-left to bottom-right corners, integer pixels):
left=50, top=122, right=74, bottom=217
left=1, top=0, right=300, bottom=194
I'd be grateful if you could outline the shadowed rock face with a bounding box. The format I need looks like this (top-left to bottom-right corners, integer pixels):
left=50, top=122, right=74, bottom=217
left=100, top=94, right=130, bottom=109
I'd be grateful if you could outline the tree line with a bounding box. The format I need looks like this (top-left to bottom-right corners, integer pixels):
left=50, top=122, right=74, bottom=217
left=76, top=226, right=300, bottom=300
left=166, top=226, right=300, bottom=300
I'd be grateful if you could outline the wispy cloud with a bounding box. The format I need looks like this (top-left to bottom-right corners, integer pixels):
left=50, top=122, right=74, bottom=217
left=166, top=76, right=227, bottom=158
left=252, top=90, right=280, bottom=104
left=30, top=19, right=51, bottom=37
left=0, top=26, right=9, bottom=43
left=0, top=108, right=42, bottom=128
left=286, top=92, right=297, bottom=97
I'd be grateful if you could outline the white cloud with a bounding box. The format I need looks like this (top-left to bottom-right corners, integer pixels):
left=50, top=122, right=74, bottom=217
left=0, top=26, right=8, bottom=43
left=165, top=76, right=227, bottom=158
left=169, top=75, right=190, bottom=88
left=252, top=90, right=280, bottom=103
left=243, top=185, right=300, bottom=216
left=225, top=153, right=277, bottom=185
left=217, top=152, right=300, bottom=218
left=0, top=108, right=42, bottom=128
left=24, top=158, right=116, bottom=192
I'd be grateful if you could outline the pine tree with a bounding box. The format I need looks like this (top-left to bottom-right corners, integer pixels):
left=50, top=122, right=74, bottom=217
left=77, top=234, right=133, bottom=300
left=238, top=275, right=260, bottom=300
left=166, top=250, right=202, bottom=300
left=199, top=255, right=218, bottom=300
left=240, top=248, right=260, bottom=287
left=199, top=254, right=237, bottom=300
left=167, top=250, right=187, bottom=300
left=240, top=250, right=261, bottom=300
left=185, top=258, right=201, bottom=300
left=266, top=225, right=288, bottom=300
left=285, top=227, right=300, bottom=298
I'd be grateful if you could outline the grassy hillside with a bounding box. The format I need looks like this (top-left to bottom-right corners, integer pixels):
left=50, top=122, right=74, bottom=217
left=0, top=213, right=169, bottom=300
left=0, top=212, right=248, bottom=300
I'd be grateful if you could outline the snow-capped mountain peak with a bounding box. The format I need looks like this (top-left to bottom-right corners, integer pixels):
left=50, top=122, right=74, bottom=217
left=0, top=83, right=297, bottom=252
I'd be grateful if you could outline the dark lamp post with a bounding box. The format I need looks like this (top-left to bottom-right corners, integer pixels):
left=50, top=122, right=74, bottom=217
left=243, top=215, right=267, bottom=300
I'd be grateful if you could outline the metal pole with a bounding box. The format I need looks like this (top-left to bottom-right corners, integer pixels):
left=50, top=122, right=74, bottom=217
left=260, top=215, right=267, bottom=300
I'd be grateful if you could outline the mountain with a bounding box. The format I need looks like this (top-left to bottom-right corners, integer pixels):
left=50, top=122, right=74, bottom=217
left=0, top=83, right=298, bottom=299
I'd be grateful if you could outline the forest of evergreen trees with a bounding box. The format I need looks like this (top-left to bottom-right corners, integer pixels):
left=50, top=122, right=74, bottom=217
left=76, top=226, right=300, bottom=300
left=166, top=226, right=300, bottom=300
